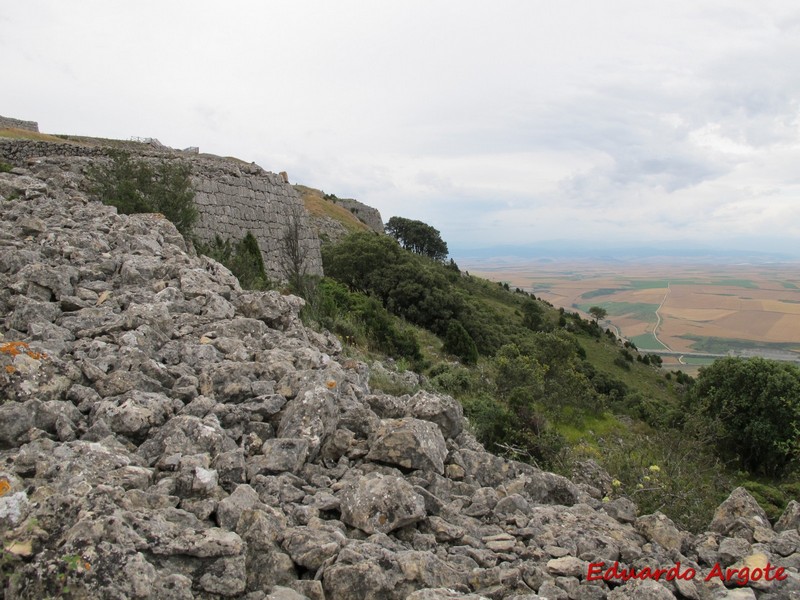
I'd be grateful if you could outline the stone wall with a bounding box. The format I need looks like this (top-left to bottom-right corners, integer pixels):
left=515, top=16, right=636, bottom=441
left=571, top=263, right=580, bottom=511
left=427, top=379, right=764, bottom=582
left=0, top=139, right=108, bottom=164
left=0, top=115, right=39, bottom=132
left=337, top=198, right=385, bottom=233
left=0, top=139, right=323, bottom=281
left=190, top=160, right=322, bottom=281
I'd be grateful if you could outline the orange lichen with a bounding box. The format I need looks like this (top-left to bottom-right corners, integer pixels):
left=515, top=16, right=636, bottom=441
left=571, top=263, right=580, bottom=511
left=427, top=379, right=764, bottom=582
left=0, top=478, right=11, bottom=497
left=84, top=562, right=91, bottom=571
left=325, top=380, right=337, bottom=389
left=0, top=341, right=47, bottom=360
left=4, top=365, right=15, bottom=374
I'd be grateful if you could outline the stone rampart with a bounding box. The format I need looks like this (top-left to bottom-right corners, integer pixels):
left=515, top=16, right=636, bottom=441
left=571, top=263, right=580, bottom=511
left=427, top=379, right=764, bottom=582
left=0, top=115, right=39, bottom=132
left=0, top=139, right=322, bottom=281
left=337, top=198, right=385, bottom=233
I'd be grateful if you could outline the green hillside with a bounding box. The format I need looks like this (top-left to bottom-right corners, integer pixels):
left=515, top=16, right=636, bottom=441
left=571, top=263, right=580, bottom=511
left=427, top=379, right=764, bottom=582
left=294, top=228, right=800, bottom=532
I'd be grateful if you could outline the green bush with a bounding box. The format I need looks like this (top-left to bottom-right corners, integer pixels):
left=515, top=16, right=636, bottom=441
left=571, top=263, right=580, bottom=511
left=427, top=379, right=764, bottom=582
left=198, top=232, right=271, bottom=290
left=0, top=161, right=13, bottom=173
left=598, top=430, right=733, bottom=532
left=691, top=357, right=800, bottom=475
left=442, top=320, right=478, bottom=365
left=87, top=151, right=198, bottom=236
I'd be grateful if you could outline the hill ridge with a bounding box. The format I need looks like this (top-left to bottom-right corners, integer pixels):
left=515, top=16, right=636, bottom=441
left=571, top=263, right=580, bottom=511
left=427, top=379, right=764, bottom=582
left=1, top=144, right=799, bottom=599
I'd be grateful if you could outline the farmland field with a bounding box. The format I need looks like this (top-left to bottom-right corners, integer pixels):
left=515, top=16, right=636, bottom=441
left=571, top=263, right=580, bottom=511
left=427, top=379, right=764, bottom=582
left=461, top=257, right=800, bottom=367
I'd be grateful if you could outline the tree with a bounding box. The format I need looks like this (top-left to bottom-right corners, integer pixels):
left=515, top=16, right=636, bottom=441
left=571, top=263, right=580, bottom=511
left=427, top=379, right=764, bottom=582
left=443, top=320, right=478, bottom=365
left=87, top=151, right=197, bottom=236
left=196, top=232, right=271, bottom=290
left=691, top=357, right=800, bottom=475
left=588, top=306, right=608, bottom=323
left=522, top=300, right=545, bottom=331
left=385, top=216, right=449, bottom=261
left=280, top=206, right=313, bottom=297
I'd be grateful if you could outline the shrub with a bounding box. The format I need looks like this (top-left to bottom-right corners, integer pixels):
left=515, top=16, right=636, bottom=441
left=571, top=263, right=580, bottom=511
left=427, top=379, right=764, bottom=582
left=197, top=233, right=271, bottom=290
left=598, top=429, right=733, bottom=532
left=690, top=357, right=800, bottom=475
left=87, top=151, right=197, bottom=236
left=0, top=162, right=13, bottom=173
left=442, top=320, right=478, bottom=365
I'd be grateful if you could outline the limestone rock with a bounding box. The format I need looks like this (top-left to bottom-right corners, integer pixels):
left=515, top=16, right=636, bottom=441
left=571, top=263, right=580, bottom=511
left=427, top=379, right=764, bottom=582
left=709, top=487, right=772, bottom=538
left=277, top=385, right=338, bottom=461
left=405, top=390, right=464, bottom=439
left=1, top=153, right=799, bottom=599
left=776, top=500, right=800, bottom=533
left=607, top=579, right=675, bottom=599
left=636, top=511, right=686, bottom=553
left=366, top=417, right=448, bottom=474
left=339, top=473, right=426, bottom=534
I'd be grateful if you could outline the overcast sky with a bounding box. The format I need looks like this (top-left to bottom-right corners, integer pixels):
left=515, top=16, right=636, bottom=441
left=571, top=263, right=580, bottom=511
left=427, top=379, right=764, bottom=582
left=4, top=1, right=800, bottom=257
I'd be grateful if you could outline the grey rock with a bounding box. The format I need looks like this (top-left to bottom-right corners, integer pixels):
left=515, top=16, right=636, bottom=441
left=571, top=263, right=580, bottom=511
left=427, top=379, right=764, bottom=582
left=216, top=484, right=263, bottom=531
left=636, top=512, right=686, bottom=553
left=718, top=536, right=752, bottom=565
left=92, top=390, right=173, bottom=441
left=547, top=556, right=587, bottom=577
left=366, top=417, right=448, bottom=474
left=405, top=390, right=464, bottom=439
left=282, top=523, right=347, bottom=570
left=776, top=500, right=800, bottom=534
left=607, top=579, right=675, bottom=599
left=277, top=385, right=338, bottom=461
left=137, top=414, right=236, bottom=466
left=603, top=497, right=637, bottom=524
left=199, top=555, right=247, bottom=596
left=709, top=487, right=772, bottom=538
left=260, top=437, right=310, bottom=474
left=339, top=473, right=426, bottom=534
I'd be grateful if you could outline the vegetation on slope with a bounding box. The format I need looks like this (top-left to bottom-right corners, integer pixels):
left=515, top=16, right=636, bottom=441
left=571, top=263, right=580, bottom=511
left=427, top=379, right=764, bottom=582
left=78, top=153, right=800, bottom=532
left=300, top=227, right=800, bottom=533
left=295, top=185, right=371, bottom=236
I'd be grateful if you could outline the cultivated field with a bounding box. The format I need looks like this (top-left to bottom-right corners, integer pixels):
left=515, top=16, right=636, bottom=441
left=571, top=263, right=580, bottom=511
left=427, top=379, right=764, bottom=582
left=462, top=258, right=800, bottom=367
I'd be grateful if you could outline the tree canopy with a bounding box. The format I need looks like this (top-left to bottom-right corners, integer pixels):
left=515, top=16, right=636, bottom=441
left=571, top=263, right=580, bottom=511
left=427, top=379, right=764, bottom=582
left=691, top=357, right=800, bottom=475
left=385, top=216, right=448, bottom=261
left=87, top=151, right=197, bottom=237
left=588, top=306, right=608, bottom=323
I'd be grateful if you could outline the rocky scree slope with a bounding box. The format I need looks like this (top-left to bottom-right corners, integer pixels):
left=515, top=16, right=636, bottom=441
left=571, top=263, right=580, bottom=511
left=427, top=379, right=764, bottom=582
left=1, top=163, right=800, bottom=600
left=0, top=139, right=323, bottom=283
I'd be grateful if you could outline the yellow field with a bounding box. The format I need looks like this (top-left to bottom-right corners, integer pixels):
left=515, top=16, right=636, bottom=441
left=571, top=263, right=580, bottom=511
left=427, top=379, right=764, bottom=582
left=463, top=258, right=800, bottom=359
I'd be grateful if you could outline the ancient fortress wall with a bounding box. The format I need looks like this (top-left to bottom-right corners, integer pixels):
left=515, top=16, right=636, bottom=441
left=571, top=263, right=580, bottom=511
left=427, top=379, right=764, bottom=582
left=0, top=138, right=322, bottom=281
left=337, top=198, right=385, bottom=233
left=189, top=160, right=322, bottom=281
left=0, top=115, right=39, bottom=132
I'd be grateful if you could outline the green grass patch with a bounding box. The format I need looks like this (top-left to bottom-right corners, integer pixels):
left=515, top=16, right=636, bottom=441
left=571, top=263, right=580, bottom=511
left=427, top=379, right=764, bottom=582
left=581, top=288, right=624, bottom=299
left=681, top=356, right=717, bottom=366
left=295, top=185, right=371, bottom=236
left=630, top=333, right=662, bottom=350
left=576, top=331, right=675, bottom=410
left=682, top=335, right=800, bottom=355
left=709, top=278, right=758, bottom=289
left=557, top=412, right=628, bottom=445
left=781, top=281, right=799, bottom=290
left=0, top=128, right=73, bottom=143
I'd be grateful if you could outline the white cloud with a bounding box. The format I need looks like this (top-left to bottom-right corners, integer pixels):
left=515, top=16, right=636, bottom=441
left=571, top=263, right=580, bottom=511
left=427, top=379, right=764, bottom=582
left=3, top=0, right=800, bottom=256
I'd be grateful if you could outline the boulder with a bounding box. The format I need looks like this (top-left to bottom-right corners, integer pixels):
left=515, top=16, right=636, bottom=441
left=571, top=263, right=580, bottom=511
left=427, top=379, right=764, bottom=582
left=339, top=473, right=426, bottom=534
left=366, top=418, right=448, bottom=474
